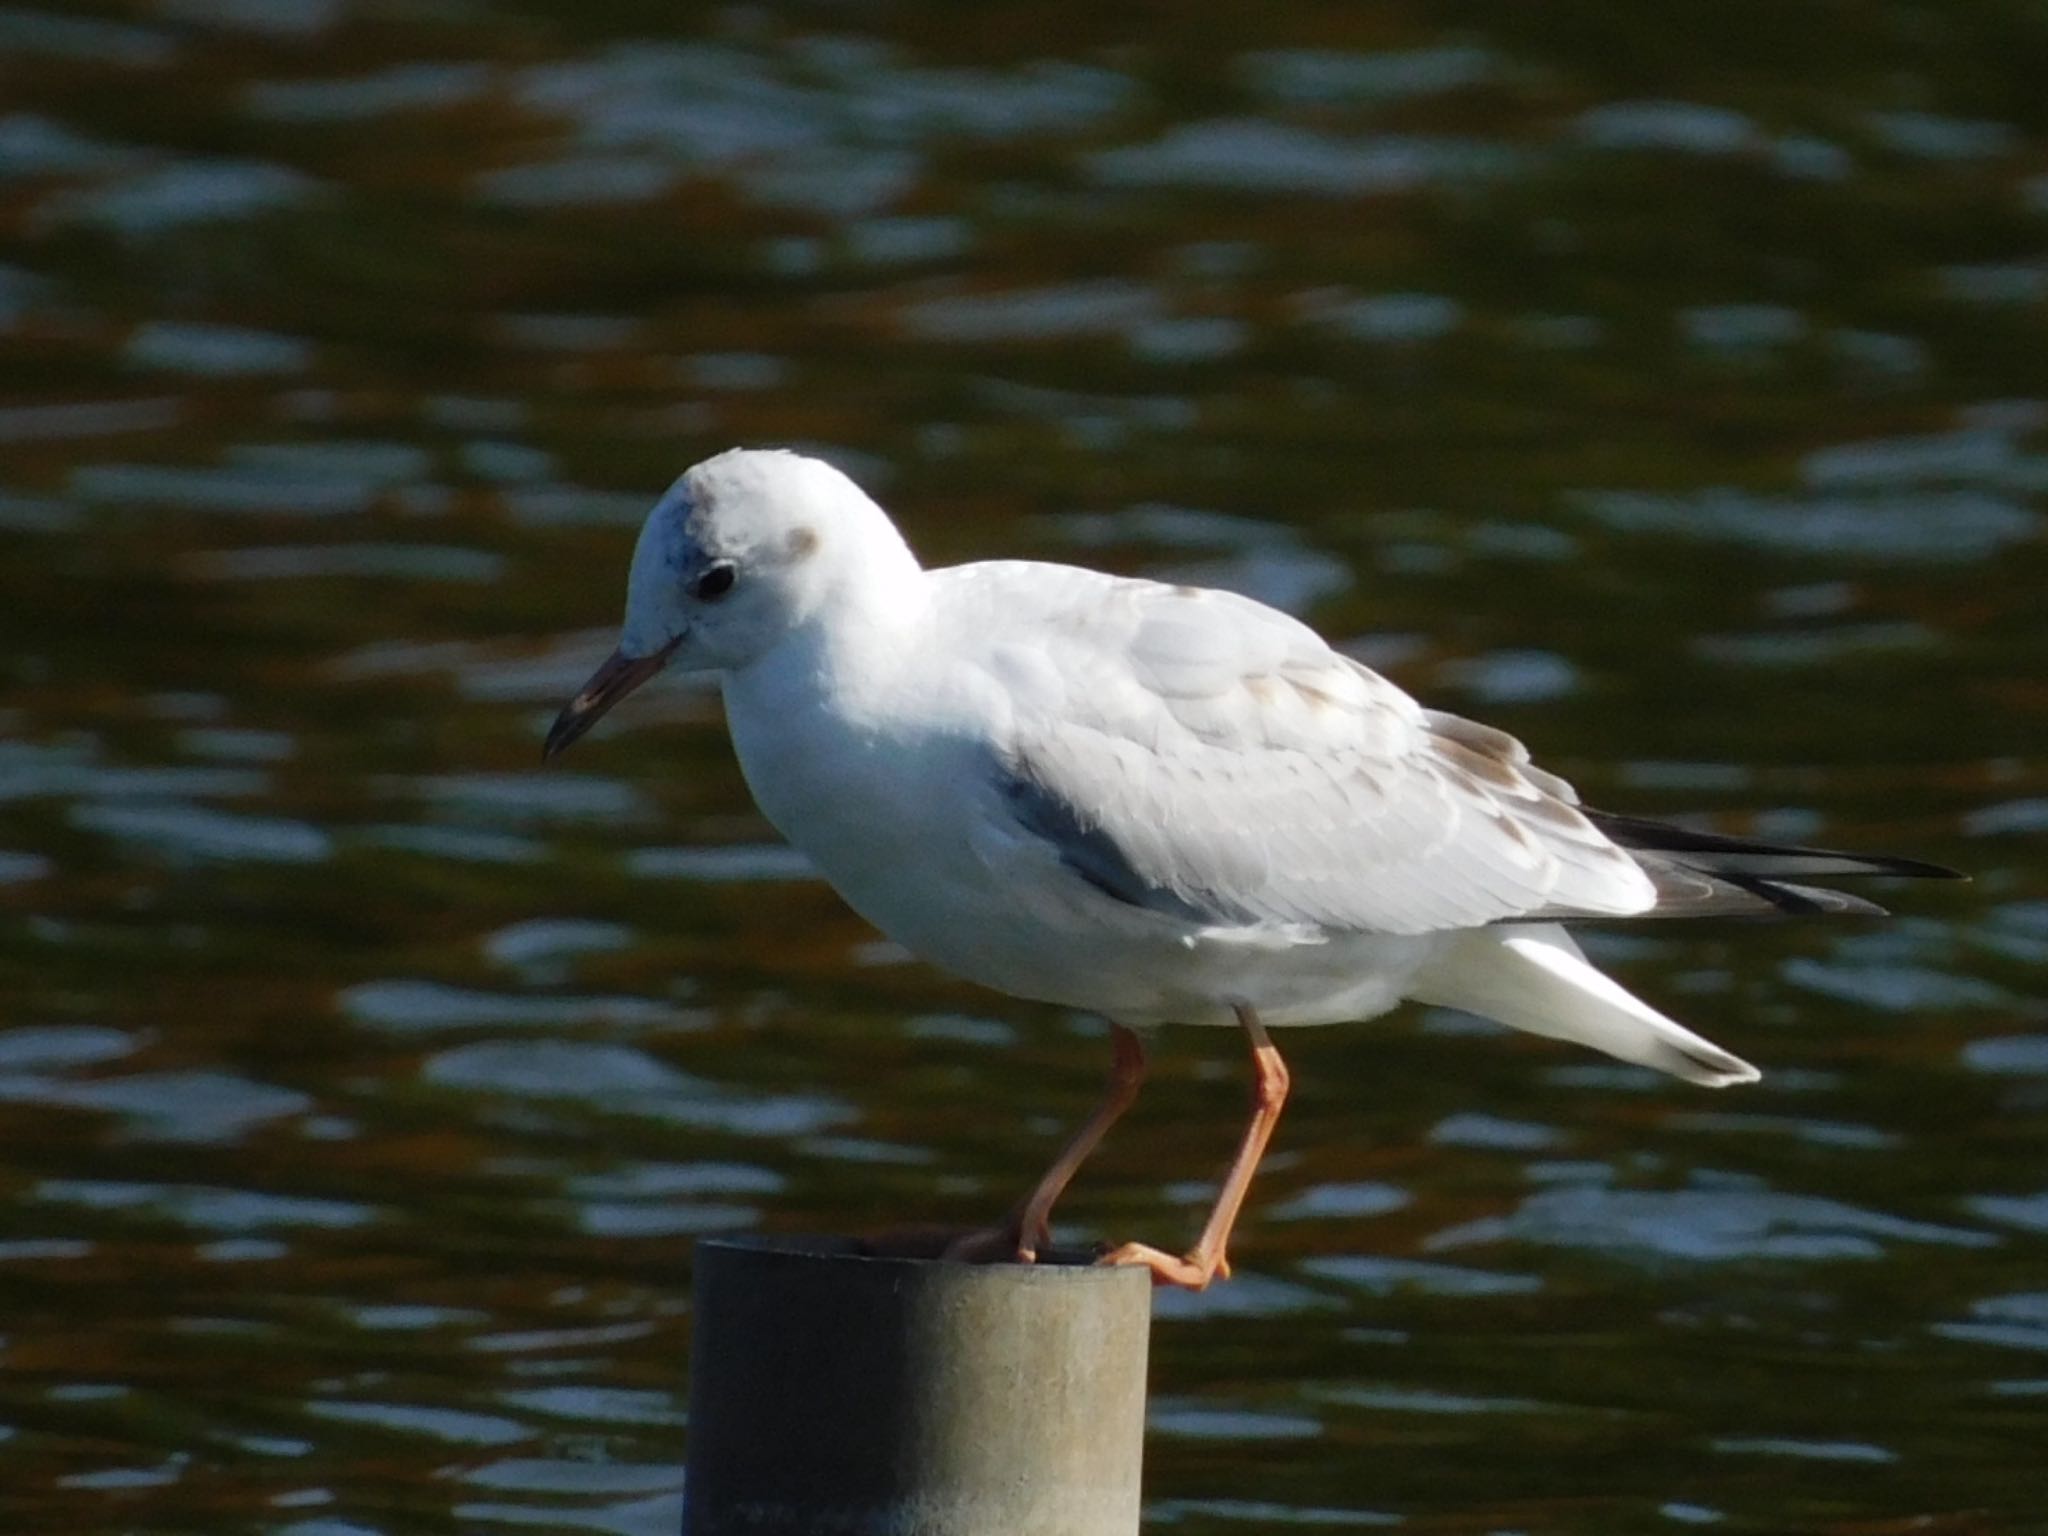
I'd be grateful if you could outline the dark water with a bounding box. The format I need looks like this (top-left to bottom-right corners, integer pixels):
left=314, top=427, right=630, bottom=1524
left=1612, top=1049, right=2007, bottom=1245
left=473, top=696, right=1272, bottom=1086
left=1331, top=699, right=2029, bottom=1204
left=2, top=3, right=2045, bottom=1531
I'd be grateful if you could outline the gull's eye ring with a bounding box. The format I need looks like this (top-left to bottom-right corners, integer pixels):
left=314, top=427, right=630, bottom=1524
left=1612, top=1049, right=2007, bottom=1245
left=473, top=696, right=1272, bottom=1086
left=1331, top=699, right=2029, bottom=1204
left=695, top=562, right=737, bottom=601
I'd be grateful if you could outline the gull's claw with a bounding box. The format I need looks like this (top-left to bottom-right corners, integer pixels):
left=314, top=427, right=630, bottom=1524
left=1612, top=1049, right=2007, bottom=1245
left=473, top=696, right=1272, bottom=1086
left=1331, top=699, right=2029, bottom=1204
left=1097, top=1240, right=1230, bottom=1291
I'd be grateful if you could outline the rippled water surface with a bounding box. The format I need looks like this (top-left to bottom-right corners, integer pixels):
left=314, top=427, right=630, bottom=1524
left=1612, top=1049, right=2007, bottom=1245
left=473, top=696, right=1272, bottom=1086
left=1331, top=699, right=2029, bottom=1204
left=2, top=3, right=2045, bottom=1532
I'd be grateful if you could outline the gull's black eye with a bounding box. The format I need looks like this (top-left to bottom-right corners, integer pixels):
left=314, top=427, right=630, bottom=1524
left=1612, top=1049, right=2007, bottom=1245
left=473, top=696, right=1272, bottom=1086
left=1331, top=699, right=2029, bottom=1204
left=694, top=562, right=736, bottom=601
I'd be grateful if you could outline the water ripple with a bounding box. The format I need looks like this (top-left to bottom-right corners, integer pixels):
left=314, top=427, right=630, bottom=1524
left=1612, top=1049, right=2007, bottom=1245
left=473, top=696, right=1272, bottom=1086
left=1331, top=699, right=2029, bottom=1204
left=69, top=801, right=333, bottom=863
left=1430, top=1186, right=1996, bottom=1262
left=34, top=1179, right=374, bottom=1231
left=1092, top=119, right=1516, bottom=196
left=424, top=1040, right=850, bottom=1138
left=303, top=1400, right=531, bottom=1446
left=0, top=1067, right=309, bottom=1142
left=1149, top=1399, right=1323, bottom=1440
left=1298, top=1255, right=1542, bottom=1297
left=343, top=982, right=689, bottom=1034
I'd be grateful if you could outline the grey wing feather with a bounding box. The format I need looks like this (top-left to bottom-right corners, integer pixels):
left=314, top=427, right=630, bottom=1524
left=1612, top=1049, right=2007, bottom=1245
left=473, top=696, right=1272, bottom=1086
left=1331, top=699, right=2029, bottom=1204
left=977, top=574, right=1657, bottom=938
left=996, top=766, right=1214, bottom=924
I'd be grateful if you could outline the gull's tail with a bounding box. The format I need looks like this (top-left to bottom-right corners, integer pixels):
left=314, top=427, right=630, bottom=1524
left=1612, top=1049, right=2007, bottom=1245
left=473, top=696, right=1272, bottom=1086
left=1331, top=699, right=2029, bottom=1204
left=1587, top=812, right=1963, bottom=920
left=1407, top=924, right=1759, bottom=1087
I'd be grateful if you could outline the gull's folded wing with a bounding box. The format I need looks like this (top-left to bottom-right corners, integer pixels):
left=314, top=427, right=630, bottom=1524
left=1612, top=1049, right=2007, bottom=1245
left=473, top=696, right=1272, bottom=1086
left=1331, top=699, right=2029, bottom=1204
left=971, top=571, right=1656, bottom=938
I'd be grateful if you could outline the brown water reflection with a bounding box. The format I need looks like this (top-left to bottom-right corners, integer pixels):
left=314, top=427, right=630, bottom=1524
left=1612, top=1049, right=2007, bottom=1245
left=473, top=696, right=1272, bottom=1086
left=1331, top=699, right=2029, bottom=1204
left=2, top=2, right=2045, bottom=1531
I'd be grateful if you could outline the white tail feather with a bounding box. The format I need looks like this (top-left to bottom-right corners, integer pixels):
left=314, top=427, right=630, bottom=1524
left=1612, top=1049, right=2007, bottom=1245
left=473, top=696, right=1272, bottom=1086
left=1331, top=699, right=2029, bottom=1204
left=1408, top=924, right=1760, bottom=1087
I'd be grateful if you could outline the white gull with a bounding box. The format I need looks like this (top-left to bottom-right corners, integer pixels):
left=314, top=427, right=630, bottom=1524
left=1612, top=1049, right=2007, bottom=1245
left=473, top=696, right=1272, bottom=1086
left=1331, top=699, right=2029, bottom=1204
left=545, top=448, right=1954, bottom=1288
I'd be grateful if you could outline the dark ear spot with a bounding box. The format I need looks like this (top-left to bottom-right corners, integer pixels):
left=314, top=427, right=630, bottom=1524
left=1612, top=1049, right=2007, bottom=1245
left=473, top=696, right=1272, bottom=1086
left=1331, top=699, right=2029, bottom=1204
left=786, top=526, right=819, bottom=560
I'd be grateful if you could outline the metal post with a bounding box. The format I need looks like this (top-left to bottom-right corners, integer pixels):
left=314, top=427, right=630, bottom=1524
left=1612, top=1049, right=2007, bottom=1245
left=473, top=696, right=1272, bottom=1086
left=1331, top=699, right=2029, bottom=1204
left=682, top=1234, right=1151, bottom=1536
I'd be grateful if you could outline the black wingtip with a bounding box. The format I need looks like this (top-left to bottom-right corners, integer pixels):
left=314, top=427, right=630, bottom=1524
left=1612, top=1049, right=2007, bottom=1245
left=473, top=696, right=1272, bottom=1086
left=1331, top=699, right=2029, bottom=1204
left=1718, top=872, right=1891, bottom=917
left=1863, top=853, right=1968, bottom=881
left=1585, top=810, right=1965, bottom=882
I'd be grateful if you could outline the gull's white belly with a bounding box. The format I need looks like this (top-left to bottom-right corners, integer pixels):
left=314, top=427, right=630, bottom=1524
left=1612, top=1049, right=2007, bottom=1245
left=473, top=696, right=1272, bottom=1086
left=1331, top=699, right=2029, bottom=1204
left=893, top=884, right=1450, bottom=1027
left=828, top=839, right=1448, bottom=1027
left=724, top=670, right=1448, bottom=1027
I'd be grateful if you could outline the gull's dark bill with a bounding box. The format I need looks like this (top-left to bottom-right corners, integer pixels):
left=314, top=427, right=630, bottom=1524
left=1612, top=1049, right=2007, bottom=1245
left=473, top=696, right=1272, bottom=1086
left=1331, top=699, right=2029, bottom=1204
left=542, top=641, right=677, bottom=760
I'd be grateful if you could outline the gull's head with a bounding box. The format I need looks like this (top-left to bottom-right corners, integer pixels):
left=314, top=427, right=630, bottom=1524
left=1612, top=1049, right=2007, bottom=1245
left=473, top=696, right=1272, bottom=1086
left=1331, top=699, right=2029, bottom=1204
left=544, top=448, right=918, bottom=759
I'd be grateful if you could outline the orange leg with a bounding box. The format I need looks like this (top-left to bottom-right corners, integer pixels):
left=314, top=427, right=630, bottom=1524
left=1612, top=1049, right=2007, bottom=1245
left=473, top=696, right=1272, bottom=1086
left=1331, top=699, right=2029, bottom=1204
left=947, top=1023, right=1148, bottom=1263
left=1099, top=1003, right=1289, bottom=1291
